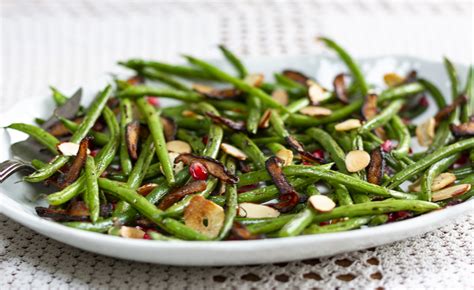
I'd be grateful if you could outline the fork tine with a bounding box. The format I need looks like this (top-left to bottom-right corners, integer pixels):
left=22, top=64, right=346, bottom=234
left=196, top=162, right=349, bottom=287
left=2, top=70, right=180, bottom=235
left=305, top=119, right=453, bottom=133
left=0, top=160, right=35, bottom=183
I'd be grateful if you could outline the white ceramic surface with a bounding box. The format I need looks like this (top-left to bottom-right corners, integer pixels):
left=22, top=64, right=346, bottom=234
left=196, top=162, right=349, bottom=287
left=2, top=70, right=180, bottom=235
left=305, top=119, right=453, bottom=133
left=0, top=55, right=472, bottom=266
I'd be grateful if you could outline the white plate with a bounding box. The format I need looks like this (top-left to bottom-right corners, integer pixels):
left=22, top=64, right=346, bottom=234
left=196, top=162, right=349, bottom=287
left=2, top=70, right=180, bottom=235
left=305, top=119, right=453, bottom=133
left=0, top=55, right=472, bottom=266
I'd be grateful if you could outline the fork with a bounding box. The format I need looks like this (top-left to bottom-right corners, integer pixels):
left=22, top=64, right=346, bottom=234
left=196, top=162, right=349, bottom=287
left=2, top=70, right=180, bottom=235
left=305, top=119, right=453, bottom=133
left=0, top=159, right=35, bottom=183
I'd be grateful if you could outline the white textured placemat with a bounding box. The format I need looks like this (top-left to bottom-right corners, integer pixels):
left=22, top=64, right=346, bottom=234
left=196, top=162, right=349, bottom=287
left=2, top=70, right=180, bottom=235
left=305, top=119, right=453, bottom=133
left=1, top=0, right=473, bottom=289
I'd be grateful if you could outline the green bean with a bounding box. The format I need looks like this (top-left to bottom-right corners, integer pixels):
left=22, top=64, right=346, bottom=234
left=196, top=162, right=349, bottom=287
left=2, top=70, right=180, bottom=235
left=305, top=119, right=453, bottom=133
left=218, top=45, right=247, bottom=78
left=184, top=55, right=289, bottom=112
left=419, top=154, right=459, bottom=201
left=147, top=231, right=180, bottom=241
left=368, top=214, right=389, bottom=226
left=436, top=189, right=474, bottom=207
left=452, top=166, right=474, bottom=179
left=140, top=68, right=192, bottom=92
left=217, top=158, right=238, bottom=240
left=118, top=85, right=203, bottom=102
left=391, top=115, right=411, bottom=158
left=318, top=37, right=368, bottom=96
left=159, top=218, right=211, bottom=241
left=176, top=129, right=205, bottom=154
left=119, top=98, right=134, bottom=175
left=418, top=79, right=446, bottom=109
left=274, top=73, right=307, bottom=90
left=333, top=183, right=353, bottom=205
left=50, top=86, right=68, bottom=106
left=57, top=117, right=109, bottom=146
left=461, top=66, right=473, bottom=123
left=304, top=216, right=372, bottom=234
left=266, top=142, right=286, bottom=154
left=359, top=99, right=404, bottom=134
left=34, top=118, right=46, bottom=126
left=444, top=57, right=459, bottom=101
left=252, top=134, right=312, bottom=145
left=26, top=85, right=112, bottom=182
left=288, top=100, right=362, bottom=127
left=136, top=97, right=175, bottom=185
left=47, top=106, right=120, bottom=205
left=6, top=123, right=59, bottom=154
left=379, top=82, right=425, bottom=102
left=387, top=138, right=474, bottom=189
left=246, top=95, right=261, bottom=134
left=247, top=214, right=297, bottom=235
left=207, top=100, right=248, bottom=113
left=269, top=109, right=289, bottom=139
left=196, top=102, right=224, bottom=159
left=119, top=59, right=216, bottom=80
left=84, top=156, right=100, bottom=223
left=230, top=132, right=266, bottom=168
left=307, top=128, right=347, bottom=173
left=281, top=98, right=310, bottom=120
left=31, top=159, right=46, bottom=169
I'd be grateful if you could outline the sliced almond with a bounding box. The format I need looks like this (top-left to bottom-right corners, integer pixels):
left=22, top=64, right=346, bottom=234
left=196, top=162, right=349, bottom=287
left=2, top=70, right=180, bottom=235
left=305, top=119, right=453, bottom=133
left=271, top=88, right=289, bottom=106
left=383, top=73, right=405, bottom=87
left=258, top=109, right=272, bottom=128
left=410, top=172, right=457, bottom=192
left=238, top=202, right=280, bottom=218
left=299, top=106, right=332, bottom=117
left=309, top=195, right=336, bottom=212
left=220, top=143, right=247, bottom=160
left=335, top=119, right=362, bottom=131
left=120, top=226, right=145, bottom=239
left=137, top=183, right=159, bottom=196
left=163, top=152, right=184, bottom=174
left=345, top=150, right=371, bottom=172
left=307, top=82, right=329, bottom=104
left=244, top=73, right=264, bottom=87
left=416, top=117, right=436, bottom=147
left=192, top=83, right=214, bottom=94
left=184, top=195, right=225, bottom=239
left=166, top=140, right=192, bottom=154
left=432, top=184, right=471, bottom=202
left=181, top=110, right=203, bottom=119
left=57, top=142, right=91, bottom=156
left=276, top=148, right=293, bottom=166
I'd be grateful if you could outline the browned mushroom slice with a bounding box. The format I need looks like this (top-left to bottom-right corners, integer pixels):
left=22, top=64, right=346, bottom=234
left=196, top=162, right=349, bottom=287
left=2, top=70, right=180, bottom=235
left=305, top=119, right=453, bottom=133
left=361, top=94, right=379, bottom=121
left=160, top=116, right=176, bottom=141
left=282, top=70, right=311, bottom=86
left=126, top=120, right=141, bottom=160
left=68, top=200, right=90, bottom=216
left=333, top=73, right=349, bottom=104
left=137, top=183, right=159, bottom=196
left=59, top=137, right=91, bottom=188
left=227, top=222, right=263, bottom=240
left=367, top=147, right=384, bottom=185
left=285, top=135, right=324, bottom=164
left=126, top=75, right=145, bottom=85
left=175, top=153, right=239, bottom=184
left=35, top=206, right=89, bottom=222
left=205, top=112, right=246, bottom=132
left=450, top=120, right=474, bottom=137
left=265, top=156, right=304, bottom=212
left=435, top=95, right=467, bottom=122
left=158, top=180, right=207, bottom=210
left=193, top=84, right=242, bottom=100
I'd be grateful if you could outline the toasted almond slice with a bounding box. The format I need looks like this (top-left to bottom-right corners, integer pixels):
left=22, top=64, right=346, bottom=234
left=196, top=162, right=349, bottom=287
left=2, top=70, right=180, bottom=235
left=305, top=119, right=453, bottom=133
left=345, top=150, right=371, bottom=172
left=166, top=140, right=192, bottom=154
left=258, top=109, right=272, bottom=128
left=220, top=143, right=247, bottom=160
left=181, top=110, right=203, bottom=119
left=307, top=82, right=329, bottom=104
left=416, top=117, right=436, bottom=147
left=162, top=152, right=184, bottom=174
left=432, top=184, right=471, bottom=202
left=335, top=119, right=362, bottom=131
left=409, top=172, right=458, bottom=192
left=184, top=195, right=224, bottom=238
left=309, top=195, right=336, bottom=212
left=383, top=73, right=406, bottom=87
left=57, top=142, right=91, bottom=156
left=271, top=88, right=289, bottom=106
left=408, top=178, right=422, bottom=192
left=137, top=183, right=159, bottom=196
left=238, top=203, right=280, bottom=218
left=276, top=148, right=293, bottom=166
left=299, top=106, right=332, bottom=117
left=120, top=226, right=145, bottom=239
left=192, top=83, right=214, bottom=94
left=244, top=73, right=264, bottom=87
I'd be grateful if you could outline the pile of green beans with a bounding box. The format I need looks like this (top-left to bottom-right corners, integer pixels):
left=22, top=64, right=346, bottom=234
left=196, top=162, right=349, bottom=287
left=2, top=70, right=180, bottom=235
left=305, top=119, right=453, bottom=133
left=6, top=37, right=472, bottom=242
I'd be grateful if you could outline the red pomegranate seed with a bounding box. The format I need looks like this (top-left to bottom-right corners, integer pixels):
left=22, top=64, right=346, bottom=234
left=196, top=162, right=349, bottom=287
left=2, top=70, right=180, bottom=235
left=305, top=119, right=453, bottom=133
left=90, top=149, right=100, bottom=157
left=189, top=162, right=208, bottom=180
left=454, top=154, right=469, bottom=168
left=381, top=140, right=393, bottom=152
left=312, top=149, right=325, bottom=160
left=418, top=95, right=429, bottom=107
left=143, top=233, right=151, bottom=240
left=387, top=211, right=413, bottom=222
left=202, top=135, right=209, bottom=145
left=146, top=96, right=160, bottom=107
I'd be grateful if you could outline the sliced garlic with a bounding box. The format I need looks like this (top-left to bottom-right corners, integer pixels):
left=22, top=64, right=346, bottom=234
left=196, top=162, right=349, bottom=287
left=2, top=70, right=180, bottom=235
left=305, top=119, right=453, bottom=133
left=120, top=226, right=145, bottom=239
left=299, top=106, right=332, bottom=117
left=431, top=184, right=471, bottom=202
left=309, top=195, right=336, bottom=212
left=166, top=140, right=192, bottom=154
left=383, top=73, right=405, bottom=87
left=184, top=195, right=225, bottom=238
left=57, top=142, right=91, bottom=156
left=416, top=117, right=436, bottom=147
left=335, top=119, right=362, bottom=131
left=220, top=143, right=247, bottom=160
left=271, top=88, right=289, bottom=106
left=276, top=148, right=293, bottom=166
left=238, top=202, right=280, bottom=218
left=244, top=73, right=264, bottom=87
left=345, top=150, right=371, bottom=172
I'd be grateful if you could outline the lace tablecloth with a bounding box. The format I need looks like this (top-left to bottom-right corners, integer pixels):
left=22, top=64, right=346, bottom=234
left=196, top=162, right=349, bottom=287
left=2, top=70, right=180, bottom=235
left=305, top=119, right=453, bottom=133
left=1, top=0, right=473, bottom=289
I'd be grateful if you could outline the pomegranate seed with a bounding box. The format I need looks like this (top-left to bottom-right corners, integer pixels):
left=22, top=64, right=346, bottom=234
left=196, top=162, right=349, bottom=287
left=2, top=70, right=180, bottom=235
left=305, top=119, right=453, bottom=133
left=312, top=149, right=325, bottom=160
left=408, top=147, right=413, bottom=154
left=418, top=95, right=429, bottom=107
left=387, top=211, right=413, bottom=222
left=202, top=135, right=209, bottom=145
left=90, top=149, right=100, bottom=157
left=189, top=162, right=208, bottom=180
left=143, top=233, right=151, bottom=240
left=381, top=140, right=393, bottom=152
left=454, top=154, right=469, bottom=167
left=146, top=96, right=160, bottom=107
